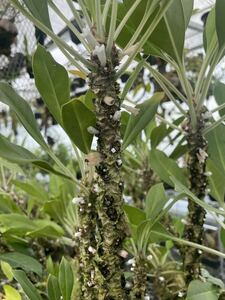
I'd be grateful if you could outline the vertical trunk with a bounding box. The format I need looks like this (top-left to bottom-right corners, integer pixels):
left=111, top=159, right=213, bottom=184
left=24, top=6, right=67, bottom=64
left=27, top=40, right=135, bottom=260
left=182, top=110, right=208, bottom=283
left=131, top=256, right=148, bottom=299
left=77, top=177, right=98, bottom=299
left=89, top=46, right=128, bottom=299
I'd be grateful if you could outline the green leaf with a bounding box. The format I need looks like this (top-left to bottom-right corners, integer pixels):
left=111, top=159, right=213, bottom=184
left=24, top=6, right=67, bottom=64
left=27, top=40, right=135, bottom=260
left=149, top=149, right=188, bottom=187
left=0, top=134, right=70, bottom=179
left=204, top=8, right=216, bottom=52
left=124, top=205, right=146, bottom=226
left=47, top=275, right=61, bottom=300
left=206, top=124, right=225, bottom=174
left=58, top=257, right=74, bottom=300
left=0, top=252, right=42, bottom=276
left=62, top=99, right=96, bottom=154
left=33, top=45, right=70, bottom=125
left=145, top=0, right=193, bottom=62
left=23, top=0, right=52, bottom=29
left=123, top=92, right=163, bottom=149
left=171, top=176, right=225, bottom=217
left=27, top=220, right=64, bottom=239
left=186, top=280, right=218, bottom=300
left=207, top=159, right=225, bottom=205
left=151, top=123, right=167, bottom=148
left=0, top=82, right=47, bottom=150
left=3, top=285, right=21, bottom=300
left=1, top=261, right=14, bottom=281
left=214, top=81, right=225, bottom=116
left=12, top=180, right=48, bottom=201
left=215, top=0, right=225, bottom=49
left=13, top=270, right=42, bottom=300
left=145, top=183, right=168, bottom=220
left=137, top=221, right=171, bottom=252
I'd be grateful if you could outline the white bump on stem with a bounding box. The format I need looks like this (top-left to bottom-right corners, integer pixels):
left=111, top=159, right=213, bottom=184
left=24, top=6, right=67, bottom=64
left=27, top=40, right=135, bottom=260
left=93, top=44, right=107, bottom=67
left=72, top=197, right=85, bottom=205
left=87, top=126, right=99, bottom=135
left=113, top=110, right=121, bottom=121
left=103, top=95, right=115, bottom=106
left=88, top=246, right=96, bottom=254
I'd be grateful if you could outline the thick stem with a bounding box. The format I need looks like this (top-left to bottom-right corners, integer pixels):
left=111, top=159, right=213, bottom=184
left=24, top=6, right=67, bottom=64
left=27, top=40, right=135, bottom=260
left=182, top=110, right=208, bottom=283
left=131, top=257, right=148, bottom=299
left=89, top=47, right=128, bottom=299
left=77, top=176, right=98, bottom=299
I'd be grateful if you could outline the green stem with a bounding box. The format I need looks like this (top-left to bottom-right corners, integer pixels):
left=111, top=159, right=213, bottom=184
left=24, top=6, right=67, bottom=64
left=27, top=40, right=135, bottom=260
left=106, top=0, right=118, bottom=56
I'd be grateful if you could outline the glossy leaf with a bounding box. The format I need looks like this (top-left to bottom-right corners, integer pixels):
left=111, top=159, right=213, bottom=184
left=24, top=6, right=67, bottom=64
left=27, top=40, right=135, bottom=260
left=13, top=270, right=42, bottom=300
left=214, top=81, right=225, bottom=116
left=58, top=257, right=74, bottom=300
left=204, top=8, right=216, bottom=51
left=33, top=45, right=70, bottom=125
left=12, top=180, right=48, bottom=201
left=3, top=285, right=21, bottom=300
left=0, top=134, right=69, bottom=179
left=215, top=0, right=225, bottom=49
left=23, top=0, right=52, bottom=29
left=27, top=220, right=64, bottom=239
left=206, top=124, right=225, bottom=174
left=123, top=92, right=163, bottom=149
left=0, top=82, right=47, bottom=150
left=47, top=275, right=61, bottom=300
left=207, top=158, right=225, bottom=205
left=145, top=183, right=168, bottom=220
left=186, top=280, right=218, bottom=300
left=149, top=149, right=188, bottom=187
left=0, top=252, right=42, bottom=276
left=62, top=99, right=96, bottom=154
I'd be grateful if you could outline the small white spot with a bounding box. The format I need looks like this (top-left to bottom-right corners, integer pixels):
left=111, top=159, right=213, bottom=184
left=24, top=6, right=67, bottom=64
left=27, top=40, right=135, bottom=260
left=111, top=147, right=116, bottom=153
left=113, top=110, right=121, bottom=121
left=88, top=203, right=92, bottom=207
left=158, top=276, right=165, bottom=282
left=198, top=249, right=203, bottom=255
left=117, top=159, right=122, bottom=166
left=87, top=126, right=99, bottom=135
left=88, top=246, right=96, bottom=254
left=72, top=197, right=85, bottom=205
left=204, top=171, right=212, bottom=177
left=75, top=232, right=82, bottom=238
left=178, top=291, right=185, bottom=298
left=147, top=254, right=153, bottom=261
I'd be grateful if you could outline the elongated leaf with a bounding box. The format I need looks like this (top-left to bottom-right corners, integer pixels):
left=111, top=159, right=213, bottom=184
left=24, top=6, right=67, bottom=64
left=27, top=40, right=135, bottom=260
left=3, top=285, right=21, bottom=300
left=171, top=176, right=225, bottom=217
left=207, top=159, right=225, bottom=205
left=206, top=124, right=225, bottom=174
left=27, top=220, right=64, bottom=238
left=0, top=134, right=69, bottom=179
left=1, top=261, right=14, bottom=281
left=58, top=257, right=74, bottom=300
left=0, top=82, right=47, bottom=149
left=145, top=183, right=168, bottom=220
left=123, top=92, right=163, bottom=149
left=62, top=99, right=96, bottom=154
left=145, top=0, right=193, bottom=62
left=149, top=149, right=188, bottom=186
left=124, top=205, right=146, bottom=226
left=33, top=45, right=70, bottom=125
left=13, top=270, right=42, bottom=300
left=0, top=252, right=42, bottom=276
left=23, top=0, right=52, bottom=29
left=215, top=0, right=225, bottom=49
left=186, top=280, right=218, bottom=300
left=47, top=275, right=61, bottom=300
left=214, top=81, right=225, bottom=116
left=12, top=180, right=48, bottom=201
